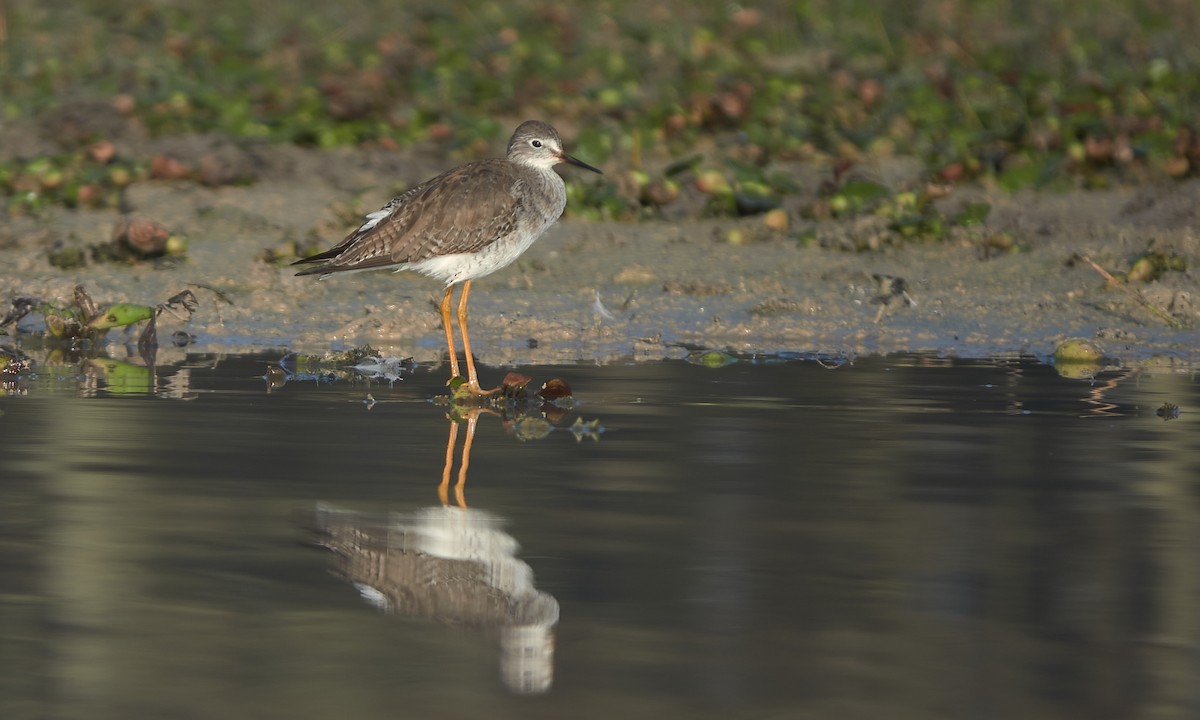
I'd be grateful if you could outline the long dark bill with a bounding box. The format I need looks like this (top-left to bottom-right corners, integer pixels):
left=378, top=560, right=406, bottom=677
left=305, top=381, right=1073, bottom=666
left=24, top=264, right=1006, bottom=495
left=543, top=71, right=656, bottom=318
left=562, top=153, right=603, bottom=174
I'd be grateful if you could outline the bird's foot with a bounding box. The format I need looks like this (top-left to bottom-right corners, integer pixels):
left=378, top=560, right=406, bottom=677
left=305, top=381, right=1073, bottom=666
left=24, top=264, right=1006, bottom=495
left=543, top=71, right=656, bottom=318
left=448, top=376, right=500, bottom=403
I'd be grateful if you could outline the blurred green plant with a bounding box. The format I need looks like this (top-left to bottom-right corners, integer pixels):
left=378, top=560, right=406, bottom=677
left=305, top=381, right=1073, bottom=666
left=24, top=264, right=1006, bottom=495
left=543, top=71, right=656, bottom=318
left=3, top=0, right=1200, bottom=215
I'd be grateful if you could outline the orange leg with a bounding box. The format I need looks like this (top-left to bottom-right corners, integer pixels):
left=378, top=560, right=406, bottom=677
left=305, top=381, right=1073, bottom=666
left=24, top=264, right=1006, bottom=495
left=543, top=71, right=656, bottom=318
left=437, top=410, right=480, bottom=508
left=439, top=285, right=461, bottom=381
left=453, top=411, right=478, bottom=508
left=437, top=417, right=460, bottom=506
left=456, top=280, right=497, bottom=395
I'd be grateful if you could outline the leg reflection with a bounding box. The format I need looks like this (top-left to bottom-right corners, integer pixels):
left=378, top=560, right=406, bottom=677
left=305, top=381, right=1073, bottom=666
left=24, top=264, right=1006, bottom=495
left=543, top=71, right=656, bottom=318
left=437, top=409, right=481, bottom=508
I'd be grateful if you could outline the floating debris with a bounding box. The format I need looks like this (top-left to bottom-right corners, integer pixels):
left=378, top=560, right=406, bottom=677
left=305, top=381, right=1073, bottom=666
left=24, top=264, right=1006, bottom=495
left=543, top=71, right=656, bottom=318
left=352, top=355, right=414, bottom=386
left=271, top=351, right=380, bottom=388
left=263, top=365, right=288, bottom=392
left=1156, top=402, right=1180, bottom=421
left=1053, top=338, right=1107, bottom=380
left=1, top=347, right=33, bottom=393
left=512, top=416, right=554, bottom=442
left=448, top=371, right=574, bottom=406
left=500, top=371, right=534, bottom=395
left=539, top=378, right=573, bottom=401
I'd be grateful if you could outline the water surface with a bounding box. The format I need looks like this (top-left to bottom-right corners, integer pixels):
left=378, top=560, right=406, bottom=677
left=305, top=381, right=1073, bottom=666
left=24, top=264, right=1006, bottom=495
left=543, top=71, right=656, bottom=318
left=2, top=354, right=1198, bottom=719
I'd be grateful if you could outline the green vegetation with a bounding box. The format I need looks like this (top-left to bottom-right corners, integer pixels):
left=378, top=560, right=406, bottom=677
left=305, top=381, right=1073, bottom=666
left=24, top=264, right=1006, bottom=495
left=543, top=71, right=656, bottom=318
left=3, top=0, right=1199, bottom=227
left=0, top=285, right=197, bottom=347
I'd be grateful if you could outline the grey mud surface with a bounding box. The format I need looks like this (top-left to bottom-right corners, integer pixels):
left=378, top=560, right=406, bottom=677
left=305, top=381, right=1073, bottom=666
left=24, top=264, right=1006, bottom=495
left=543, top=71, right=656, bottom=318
left=2, top=141, right=1198, bottom=370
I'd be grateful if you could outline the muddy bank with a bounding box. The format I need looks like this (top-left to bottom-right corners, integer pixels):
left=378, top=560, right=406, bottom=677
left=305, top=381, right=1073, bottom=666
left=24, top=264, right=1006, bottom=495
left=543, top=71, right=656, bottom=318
left=2, top=144, right=1198, bottom=369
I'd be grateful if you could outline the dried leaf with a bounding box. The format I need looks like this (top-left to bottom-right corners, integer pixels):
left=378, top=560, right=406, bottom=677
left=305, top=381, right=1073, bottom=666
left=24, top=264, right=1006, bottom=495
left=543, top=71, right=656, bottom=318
left=538, top=378, right=573, bottom=399
left=502, top=372, right=533, bottom=390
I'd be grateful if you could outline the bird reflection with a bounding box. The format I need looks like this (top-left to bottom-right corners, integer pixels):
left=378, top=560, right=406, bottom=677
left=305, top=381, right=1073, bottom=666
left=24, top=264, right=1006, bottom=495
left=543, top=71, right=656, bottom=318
left=311, top=407, right=560, bottom=694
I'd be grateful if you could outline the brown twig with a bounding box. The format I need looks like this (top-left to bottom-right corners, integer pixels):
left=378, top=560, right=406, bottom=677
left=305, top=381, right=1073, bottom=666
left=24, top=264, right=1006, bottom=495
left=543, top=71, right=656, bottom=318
left=1078, top=255, right=1183, bottom=329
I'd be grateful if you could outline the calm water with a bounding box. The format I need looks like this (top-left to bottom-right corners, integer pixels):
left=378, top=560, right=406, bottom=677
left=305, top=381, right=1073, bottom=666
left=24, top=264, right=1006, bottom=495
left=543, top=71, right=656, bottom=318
left=2, top=353, right=1198, bottom=719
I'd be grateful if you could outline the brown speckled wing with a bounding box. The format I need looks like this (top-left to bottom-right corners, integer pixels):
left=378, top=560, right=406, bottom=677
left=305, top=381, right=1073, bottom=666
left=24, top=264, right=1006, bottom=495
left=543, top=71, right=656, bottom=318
left=294, top=159, right=524, bottom=276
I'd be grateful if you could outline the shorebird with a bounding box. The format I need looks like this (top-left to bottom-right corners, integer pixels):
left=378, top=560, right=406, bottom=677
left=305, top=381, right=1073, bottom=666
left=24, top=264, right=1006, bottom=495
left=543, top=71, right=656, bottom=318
left=294, top=120, right=601, bottom=395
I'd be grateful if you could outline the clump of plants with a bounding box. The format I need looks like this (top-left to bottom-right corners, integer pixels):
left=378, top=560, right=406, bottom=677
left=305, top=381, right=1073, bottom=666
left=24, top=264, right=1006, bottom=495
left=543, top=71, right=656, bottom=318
left=805, top=169, right=1012, bottom=251
left=1, top=146, right=146, bottom=214
left=1, top=285, right=198, bottom=350
left=46, top=216, right=187, bottom=270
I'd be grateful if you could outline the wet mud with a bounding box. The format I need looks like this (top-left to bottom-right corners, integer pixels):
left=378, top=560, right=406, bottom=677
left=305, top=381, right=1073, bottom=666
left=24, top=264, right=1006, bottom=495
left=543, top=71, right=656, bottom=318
left=2, top=142, right=1198, bottom=368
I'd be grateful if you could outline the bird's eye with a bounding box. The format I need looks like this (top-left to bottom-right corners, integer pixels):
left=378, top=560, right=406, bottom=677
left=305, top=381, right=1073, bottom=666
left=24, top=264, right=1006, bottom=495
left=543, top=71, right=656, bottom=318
left=530, top=139, right=543, bottom=148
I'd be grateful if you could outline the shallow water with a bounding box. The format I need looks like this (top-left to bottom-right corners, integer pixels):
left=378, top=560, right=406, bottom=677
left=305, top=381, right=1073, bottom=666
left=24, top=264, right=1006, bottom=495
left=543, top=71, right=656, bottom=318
left=2, top=353, right=1198, bottom=719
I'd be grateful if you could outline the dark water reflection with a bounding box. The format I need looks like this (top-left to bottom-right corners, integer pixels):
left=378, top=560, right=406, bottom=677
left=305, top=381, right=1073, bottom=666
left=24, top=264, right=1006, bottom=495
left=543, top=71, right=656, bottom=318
left=1, top=354, right=1198, bottom=719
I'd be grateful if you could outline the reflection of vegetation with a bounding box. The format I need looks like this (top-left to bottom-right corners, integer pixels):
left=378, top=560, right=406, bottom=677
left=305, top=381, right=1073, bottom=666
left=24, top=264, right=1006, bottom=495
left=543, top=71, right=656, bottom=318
left=82, top=357, right=154, bottom=396
left=4, top=1, right=1200, bottom=217
left=0, top=343, right=202, bottom=398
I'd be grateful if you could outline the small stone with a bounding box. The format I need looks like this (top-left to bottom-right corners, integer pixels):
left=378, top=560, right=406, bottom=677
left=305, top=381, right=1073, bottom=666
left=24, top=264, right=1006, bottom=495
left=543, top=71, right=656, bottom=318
left=763, top=208, right=789, bottom=232
left=112, top=216, right=170, bottom=258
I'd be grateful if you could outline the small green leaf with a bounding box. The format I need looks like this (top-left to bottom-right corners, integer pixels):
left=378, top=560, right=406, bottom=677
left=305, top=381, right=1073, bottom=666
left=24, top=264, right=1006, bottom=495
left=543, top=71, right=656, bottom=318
left=87, top=303, right=154, bottom=329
